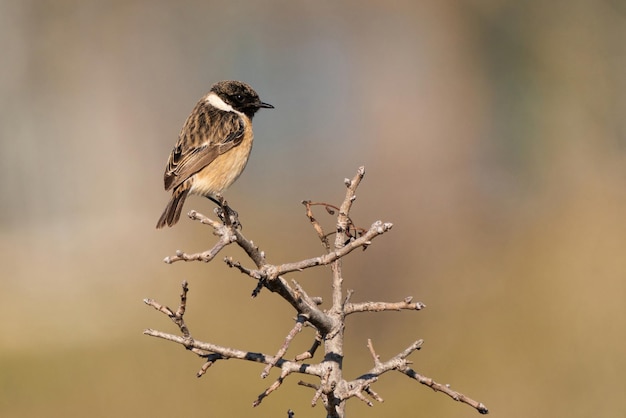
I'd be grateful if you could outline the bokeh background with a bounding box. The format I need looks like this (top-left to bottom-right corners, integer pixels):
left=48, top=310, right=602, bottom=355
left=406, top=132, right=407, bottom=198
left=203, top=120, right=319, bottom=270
left=1, top=1, right=625, bottom=417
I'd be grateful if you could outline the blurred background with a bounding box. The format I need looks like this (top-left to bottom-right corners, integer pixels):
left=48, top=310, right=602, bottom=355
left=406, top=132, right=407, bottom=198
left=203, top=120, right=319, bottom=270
left=1, top=0, right=625, bottom=416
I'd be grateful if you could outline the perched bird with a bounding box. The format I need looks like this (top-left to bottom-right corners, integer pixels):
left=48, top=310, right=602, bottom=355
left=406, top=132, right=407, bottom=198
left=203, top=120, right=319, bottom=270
left=156, top=80, right=273, bottom=228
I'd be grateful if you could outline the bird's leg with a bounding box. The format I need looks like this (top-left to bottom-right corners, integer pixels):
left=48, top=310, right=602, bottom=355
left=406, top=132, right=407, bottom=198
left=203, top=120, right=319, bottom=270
left=223, top=203, right=240, bottom=229
left=210, top=194, right=227, bottom=223
left=210, top=194, right=240, bottom=228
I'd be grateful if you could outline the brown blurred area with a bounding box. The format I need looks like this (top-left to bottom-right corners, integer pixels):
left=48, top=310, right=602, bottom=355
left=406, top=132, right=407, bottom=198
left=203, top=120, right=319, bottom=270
left=1, top=0, right=625, bottom=416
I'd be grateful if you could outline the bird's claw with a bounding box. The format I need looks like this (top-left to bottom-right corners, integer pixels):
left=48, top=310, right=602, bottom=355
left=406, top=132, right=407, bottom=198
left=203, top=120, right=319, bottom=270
left=215, top=203, right=241, bottom=229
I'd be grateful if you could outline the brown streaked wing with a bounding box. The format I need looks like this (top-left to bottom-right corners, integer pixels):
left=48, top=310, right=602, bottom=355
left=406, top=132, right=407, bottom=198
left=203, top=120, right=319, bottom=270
left=163, top=109, right=245, bottom=191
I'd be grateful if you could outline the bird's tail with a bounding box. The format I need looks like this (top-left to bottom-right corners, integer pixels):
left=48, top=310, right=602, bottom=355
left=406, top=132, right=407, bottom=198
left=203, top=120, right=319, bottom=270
left=156, top=186, right=190, bottom=228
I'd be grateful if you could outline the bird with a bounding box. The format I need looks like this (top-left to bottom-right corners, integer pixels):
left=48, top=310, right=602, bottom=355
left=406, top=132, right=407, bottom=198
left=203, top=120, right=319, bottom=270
left=156, top=80, right=274, bottom=228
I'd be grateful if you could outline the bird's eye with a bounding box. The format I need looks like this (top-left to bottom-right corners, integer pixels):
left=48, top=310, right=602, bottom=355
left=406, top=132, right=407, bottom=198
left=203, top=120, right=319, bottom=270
left=235, top=94, right=244, bottom=102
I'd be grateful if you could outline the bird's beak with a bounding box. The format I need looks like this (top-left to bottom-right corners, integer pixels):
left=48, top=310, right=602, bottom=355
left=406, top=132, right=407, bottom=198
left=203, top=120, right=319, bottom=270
left=258, top=101, right=274, bottom=109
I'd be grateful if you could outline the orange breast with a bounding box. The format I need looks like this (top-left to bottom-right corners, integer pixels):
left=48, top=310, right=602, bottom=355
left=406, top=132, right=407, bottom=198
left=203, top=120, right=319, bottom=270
left=189, top=125, right=254, bottom=197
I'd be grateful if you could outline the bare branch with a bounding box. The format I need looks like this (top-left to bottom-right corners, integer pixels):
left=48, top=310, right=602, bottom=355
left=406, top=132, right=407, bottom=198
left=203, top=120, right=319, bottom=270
left=366, top=339, right=382, bottom=368
left=312, top=367, right=332, bottom=407
left=294, top=332, right=322, bottom=361
left=297, top=380, right=319, bottom=391
left=223, top=219, right=392, bottom=286
left=352, top=338, right=488, bottom=414
left=347, top=339, right=423, bottom=391
left=345, top=296, right=426, bottom=315
left=290, top=280, right=313, bottom=304
left=146, top=166, right=489, bottom=416
left=261, top=315, right=307, bottom=378
left=297, top=380, right=327, bottom=408
left=302, top=200, right=331, bottom=251
left=364, top=385, right=384, bottom=403
left=196, top=353, right=224, bottom=377
left=144, top=283, right=324, bottom=379
left=342, top=289, right=354, bottom=310
left=143, top=328, right=323, bottom=377
left=250, top=280, right=264, bottom=298
left=224, top=256, right=264, bottom=279
left=254, top=366, right=291, bottom=407
left=232, top=228, right=267, bottom=268
left=143, top=281, right=191, bottom=337
left=258, top=221, right=392, bottom=280
left=163, top=212, right=236, bottom=263
left=346, top=376, right=378, bottom=407
left=225, top=234, right=333, bottom=335
left=329, top=166, right=365, bottom=315
left=188, top=209, right=223, bottom=227
left=400, top=368, right=489, bottom=414
left=339, top=166, right=365, bottom=232
left=302, top=200, right=368, bottom=247
left=292, top=280, right=323, bottom=306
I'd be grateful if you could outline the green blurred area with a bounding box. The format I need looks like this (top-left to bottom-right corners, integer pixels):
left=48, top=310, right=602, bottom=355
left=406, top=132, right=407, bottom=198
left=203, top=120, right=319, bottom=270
left=1, top=1, right=625, bottom=417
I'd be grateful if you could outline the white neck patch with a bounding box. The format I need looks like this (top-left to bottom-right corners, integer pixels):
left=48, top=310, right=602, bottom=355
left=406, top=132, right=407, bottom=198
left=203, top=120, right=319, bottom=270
left=206, top=92, right=238, bottom=113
